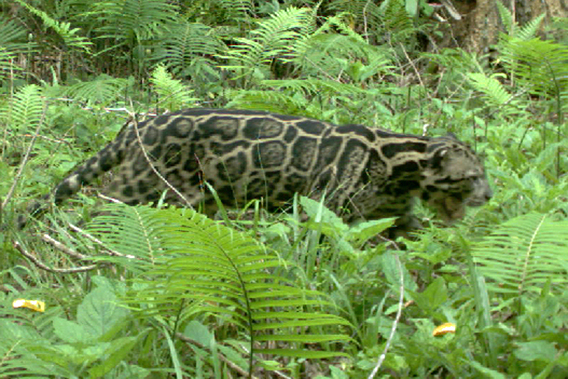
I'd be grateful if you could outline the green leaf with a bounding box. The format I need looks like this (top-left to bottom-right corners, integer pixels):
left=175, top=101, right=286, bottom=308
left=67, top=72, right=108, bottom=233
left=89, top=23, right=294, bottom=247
left=65, top=75, right=128, bottom=105
left=0, top=85, right=44, bottom=133
left=405, top=0, right=419, bottom=17
left=13, top=0, right=91, bottom=52
left=77, top=285, right=129, bottom=340
left=88, top=337, right=138, bottom=378
left=382, top=251, right=417, bottom=294
left=514, top=341, right=558, bottom=362
left=346, top=218, right=397, bottom=245
left=467, top=73, right=512, bottom=106
left=467, top=360, right=507, bottom=379
left=410, top=277, right=448, bottom=315
left=53, top=318, right=94, bottom=344
left=183, top=320, right=214, bottom=347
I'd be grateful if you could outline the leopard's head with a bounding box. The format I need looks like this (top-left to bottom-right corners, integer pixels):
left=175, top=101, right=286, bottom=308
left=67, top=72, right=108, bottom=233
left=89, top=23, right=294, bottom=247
left=421, top=135, right=492, bottom=223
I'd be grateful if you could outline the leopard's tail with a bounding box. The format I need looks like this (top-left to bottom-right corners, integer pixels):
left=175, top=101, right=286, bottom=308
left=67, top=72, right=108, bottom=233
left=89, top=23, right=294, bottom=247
left=18, top=132, right=130, bottom=229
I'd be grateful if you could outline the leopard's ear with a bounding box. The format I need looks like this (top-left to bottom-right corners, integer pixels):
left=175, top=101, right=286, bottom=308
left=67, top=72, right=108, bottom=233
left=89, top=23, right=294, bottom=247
left=433, top=142, right=457, bottom=159
left=430, top=143, right=468, bottom=172
left=437, top=145, right=450, bottom=157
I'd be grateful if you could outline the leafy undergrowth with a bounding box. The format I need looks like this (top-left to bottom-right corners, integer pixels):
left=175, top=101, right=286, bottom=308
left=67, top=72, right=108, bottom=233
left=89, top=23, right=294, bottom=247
left=4, top=196, right=568, bottom=377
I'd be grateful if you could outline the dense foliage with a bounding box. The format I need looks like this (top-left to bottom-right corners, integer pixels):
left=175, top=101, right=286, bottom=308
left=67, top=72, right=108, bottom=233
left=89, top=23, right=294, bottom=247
left=1, top=0, right=568, bottom=377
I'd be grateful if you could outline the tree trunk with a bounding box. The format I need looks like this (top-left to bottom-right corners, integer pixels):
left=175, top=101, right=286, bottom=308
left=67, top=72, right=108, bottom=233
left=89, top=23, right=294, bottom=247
left=436, top=0, right=568, bottom=52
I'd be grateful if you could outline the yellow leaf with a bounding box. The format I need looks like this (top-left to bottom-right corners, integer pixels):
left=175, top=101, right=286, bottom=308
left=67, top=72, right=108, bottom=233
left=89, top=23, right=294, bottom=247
left=12, top=299, right=45, bottom=312
left=432, top=322, right=456, bottom=336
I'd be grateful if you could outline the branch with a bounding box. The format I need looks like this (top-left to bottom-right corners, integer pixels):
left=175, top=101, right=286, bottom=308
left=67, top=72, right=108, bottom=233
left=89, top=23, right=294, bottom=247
left=13, top=241, right=97, bottom=273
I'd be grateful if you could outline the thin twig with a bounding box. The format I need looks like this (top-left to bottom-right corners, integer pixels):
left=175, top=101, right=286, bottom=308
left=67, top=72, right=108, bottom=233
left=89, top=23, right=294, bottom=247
left=41, top=234, right=88, bottom=260
left=13, top=241, right=97, bottom=273
left=368, top=252, right=404, bottom=379
left=22, top=132, right=73, bottom=147
left=126, top=109, right=193, bottom=208
left=399, top=43, right=429, bottom=100
left=68, top=222, right=137, bottom=259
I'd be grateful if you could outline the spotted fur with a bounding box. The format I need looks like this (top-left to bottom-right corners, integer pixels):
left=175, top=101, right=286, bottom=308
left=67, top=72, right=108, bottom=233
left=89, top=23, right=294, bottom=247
left=22, top=108, right=492, bottom=231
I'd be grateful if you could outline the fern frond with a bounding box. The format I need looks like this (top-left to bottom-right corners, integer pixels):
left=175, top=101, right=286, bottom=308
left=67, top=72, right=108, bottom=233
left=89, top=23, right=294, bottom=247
left=472, top=213, right=568, bottom=297
left=89, top=0, right=178, bottom=43
left=292, top=14, right=394, bottom=80
left=150, top=65, right=198, bottom=111
left=495, top=1, right=514, bottom=35
left=93, top=205, right=353, bottom=370
left=0, top=48, right=20, bottom=80
left=496, top=1, right=545, bottom=40
left=0, top=15, right=30, bottom=52
left=217, top=0, right=253, bottom=21
left=0, top=85, right=44, bottom=133
left=13, top=0, right=91, bottom=52
left=227, top=78, right=369, bottom=116
left=152, top=21, right=224, bottom=78
left=0, top=16, right=28, bottom=78
left=467, top=72, right=513, bottom=106
left=0, top=319, right=71, bottom=377
left=500, top=38, right=568, bottom=103
left=65, top=75, right=128, bottom=105
left=516, top=13, right=546, bottom=41
left=220, top=7, right=315, bottom=80
left=226, top=89, right=309, bottom=114
left=378, top=0, right=417, bottom=42
left=85, top=204, right=167, bottom=272
left=314, top=13, right=367, bottom=45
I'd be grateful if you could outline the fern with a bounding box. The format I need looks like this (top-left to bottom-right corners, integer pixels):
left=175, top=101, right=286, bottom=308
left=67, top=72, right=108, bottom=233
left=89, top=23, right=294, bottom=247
left=64, top=74, right=129, bottom=106
left=499, top=38, right=568, bottom=106
left=325, top=0, right=415, bottom=44
left=496, top=1, right=545, bottom=40
left=1, top=85, right=44, bottom=135
left=467, top=73, right=514, bottom=107
left=217, top=0, right=253, bottom=22
left=472, top=213, right=568, bottom=298
left=292, top=13, right=395, bottom=81
left=150, top=65, right=198, bottom=111
left=0, top=16, right=29, bottom=79
left=87, top=0, right=179, bottom=47
left=226, top=89, right=310, bottom=115
left=87, top=204, right=352, bottom=374
left=0, top=48, right=19, bottom=80
left=495, top=5, right=568, bottom=114
left=326, top=0, right=377, bottom=21
left=13, top=0, right=91, bottom=52
left=377, top=0, right=418, bottom=43
left=151, top=21, right=224, bottom=79
left=0, top=15, right=31, bottom=54
left=220, top=7, right=316, bottom=82
left=0, top=309, right=70, bottom=377
left=227, top=77, right=368, bottom=115
left=84, top=204, right=166, bottom=272
left=496, top=1, right=515, bottom=36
